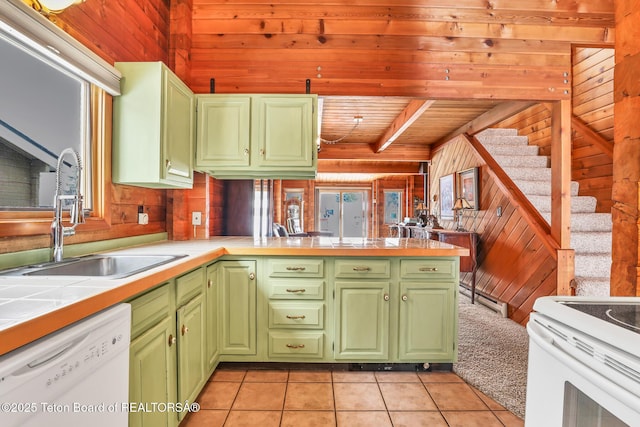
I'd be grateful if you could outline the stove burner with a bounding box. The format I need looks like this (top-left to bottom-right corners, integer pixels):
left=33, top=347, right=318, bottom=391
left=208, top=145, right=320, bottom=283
left=564, top=303, right=640, bottom=335
left=606, top=308, right=640, bottom=332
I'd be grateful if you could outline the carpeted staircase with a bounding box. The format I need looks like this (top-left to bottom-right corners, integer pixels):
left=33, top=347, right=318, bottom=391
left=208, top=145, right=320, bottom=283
left=476, top=128, right=612, bottom=296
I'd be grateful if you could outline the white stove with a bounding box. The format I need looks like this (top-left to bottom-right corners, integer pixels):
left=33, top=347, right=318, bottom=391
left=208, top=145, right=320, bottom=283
left=525, top=296, right=640, bottom=427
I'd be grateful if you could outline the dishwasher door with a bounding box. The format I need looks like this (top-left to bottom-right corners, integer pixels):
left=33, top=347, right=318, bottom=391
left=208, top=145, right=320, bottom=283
left=0, top=303, right=131, bottom=427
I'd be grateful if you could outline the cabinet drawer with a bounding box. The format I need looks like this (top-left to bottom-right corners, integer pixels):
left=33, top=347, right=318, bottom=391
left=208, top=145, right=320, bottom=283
left=267, top=258, right=324, bottom=278
left=269, top=302, right=324, bottom=329
left=268, top=332, right=324, bottom=358
left=176, top=268, right=204, bottom=307
left=268, top=280, right=325, bottom=300
left=400, top=259, right=457, bottom=281
left=334, top=259, right=390, bottom=278
left=129, top=282, right=173, bottom=339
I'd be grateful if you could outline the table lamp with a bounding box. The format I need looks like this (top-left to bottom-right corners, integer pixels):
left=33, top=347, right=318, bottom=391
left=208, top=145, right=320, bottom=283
left=452, top=197, right=472, bottom=231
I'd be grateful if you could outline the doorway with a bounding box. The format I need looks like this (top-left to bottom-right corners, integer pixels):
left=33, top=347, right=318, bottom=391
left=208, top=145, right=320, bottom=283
left=316, top=189, right=368, bottom=238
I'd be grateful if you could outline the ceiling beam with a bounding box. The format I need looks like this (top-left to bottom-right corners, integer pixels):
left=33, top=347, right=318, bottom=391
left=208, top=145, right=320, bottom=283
left=318, top=160, right=422, bottom=174
left=372, top=99, right=435, bottom=153
left=319, top=142, right=431, bottom=160
left=434, top=101, right=537, bottom=147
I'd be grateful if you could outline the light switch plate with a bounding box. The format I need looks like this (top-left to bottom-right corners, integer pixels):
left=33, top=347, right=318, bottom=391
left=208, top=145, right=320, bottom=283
left=192, top=211, right=202, bottom=226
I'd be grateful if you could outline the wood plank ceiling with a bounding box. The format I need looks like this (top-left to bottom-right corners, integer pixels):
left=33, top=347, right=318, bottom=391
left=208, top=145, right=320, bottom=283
left=185, top=0, right=614, bottom=174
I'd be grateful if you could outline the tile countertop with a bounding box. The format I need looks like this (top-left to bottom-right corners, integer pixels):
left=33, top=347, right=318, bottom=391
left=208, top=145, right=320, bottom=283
left=0, top=237, right=468, bottom=356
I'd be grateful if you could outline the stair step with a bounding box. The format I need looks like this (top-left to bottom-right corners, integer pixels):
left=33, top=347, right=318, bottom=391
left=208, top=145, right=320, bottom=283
left=483, top=144, right=540, bottom=157
left=571, top=231, right=612, bottom=254
left=514, top=180, right=579, bottom=196
left=503, top=167, right=551, bottom=181
left=570, top=213, right=612, bottom=232
left=575, top=253, right=611, bottom=279
left=477, top=128, right=518, bottom=137
left=493, top=155, right=548, bottom=168
left=529, top=195, right=597, bottom=213
left=477, top=135, right=531, bottom=146
left=574, top=277, right=610, bottom=297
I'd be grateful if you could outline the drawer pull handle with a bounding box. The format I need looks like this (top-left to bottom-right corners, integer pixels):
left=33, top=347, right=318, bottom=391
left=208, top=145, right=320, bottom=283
left=419, top=267, right=438, bottom=272
left=286, top=315, right=306, bottom=320
left=286, top=288, right=306, bottom=293
left=286, top=266, right=307, bottom=271
left=286, top=344, right=305, bottom=349
left=352, top=266, right=372, bottom=272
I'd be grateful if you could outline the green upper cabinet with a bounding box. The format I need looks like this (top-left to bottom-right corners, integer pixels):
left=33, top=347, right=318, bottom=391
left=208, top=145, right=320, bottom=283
left=195, top=94, right=317, bottom=179
left=113, top=62, right=194, bottom=188
left=196, top=95, right=251, bottom=168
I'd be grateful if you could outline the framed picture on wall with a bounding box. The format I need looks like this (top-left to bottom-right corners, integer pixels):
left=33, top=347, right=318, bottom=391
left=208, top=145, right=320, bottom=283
left=439, top=173, right=455, bottom=220
left=457, top=167, right=479, bottom=210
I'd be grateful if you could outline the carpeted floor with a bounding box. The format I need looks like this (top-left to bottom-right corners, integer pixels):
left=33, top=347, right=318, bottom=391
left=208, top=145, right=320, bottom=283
left=454, top=293, right=529, bottom=419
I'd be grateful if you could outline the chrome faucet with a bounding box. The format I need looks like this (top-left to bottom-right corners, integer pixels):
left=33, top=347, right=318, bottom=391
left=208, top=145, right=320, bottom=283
left=51, top=148, right=85, bottom=262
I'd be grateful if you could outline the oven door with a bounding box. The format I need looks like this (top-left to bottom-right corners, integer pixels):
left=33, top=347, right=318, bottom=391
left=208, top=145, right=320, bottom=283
left=525, top=317, right=639, bottom=427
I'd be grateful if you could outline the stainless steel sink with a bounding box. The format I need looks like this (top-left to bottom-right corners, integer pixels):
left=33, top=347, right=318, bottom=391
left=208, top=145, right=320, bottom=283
left=0, top=254, right=187, bottom=279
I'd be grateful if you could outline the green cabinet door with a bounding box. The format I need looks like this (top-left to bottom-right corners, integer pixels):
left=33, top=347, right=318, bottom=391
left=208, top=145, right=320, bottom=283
left=196, top=95, right=251, bottom=168
left=129, top=315, right=177, bottom=427
left=334, top=281, right=389, bottom=360
left=253, top=95, right=315, bottom=168
left=398, top=282, right=456, bottom=361
left=162, top=69, right=194, bottom=183
left=220, top=260, right=257, bottom=355
left=177, top=293, right=206, bottom=413
left=205, top=263, right=220, bottom=372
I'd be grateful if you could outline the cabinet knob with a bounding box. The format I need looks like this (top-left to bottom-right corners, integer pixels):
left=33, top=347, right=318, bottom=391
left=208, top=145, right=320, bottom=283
left=260, top=148, right=265, bottom=156
left=165, top=159, right=171, bottom=170
left=168, top=334, right=176, bottom=347
left=243, top=148, right=249, bottom=156
left=286, top=344, right=305, bottom=349
left=384, top=293, right=390, bottom=301
left=401, top=294, right=408, bottom=302
left=181, top=325, right=189, bottom=336
left=207, top=279, right=212, bottom=288
left=249, top=272, right=255, bottom=280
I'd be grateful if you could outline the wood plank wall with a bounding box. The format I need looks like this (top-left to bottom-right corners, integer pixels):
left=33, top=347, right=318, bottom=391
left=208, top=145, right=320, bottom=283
left=430, top=137, right=557, bottom=324
left=188, top=0, right=614, bottom=100
left=496, top=49, right=614, bottom=214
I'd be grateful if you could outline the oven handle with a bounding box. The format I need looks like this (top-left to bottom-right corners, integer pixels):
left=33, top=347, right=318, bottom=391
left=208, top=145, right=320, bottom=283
left=527, top=320, right=640, bottom=414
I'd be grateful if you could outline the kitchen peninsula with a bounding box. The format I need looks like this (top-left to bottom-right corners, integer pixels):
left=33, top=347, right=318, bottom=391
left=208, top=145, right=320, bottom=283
left=0, top=237, right=467, bottom=357
left=0, top=236, right=467, bottom=427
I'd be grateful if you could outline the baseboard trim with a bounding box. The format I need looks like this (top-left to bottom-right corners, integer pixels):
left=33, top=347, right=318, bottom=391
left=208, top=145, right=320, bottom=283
left=459, top=285, right=508, bottom=318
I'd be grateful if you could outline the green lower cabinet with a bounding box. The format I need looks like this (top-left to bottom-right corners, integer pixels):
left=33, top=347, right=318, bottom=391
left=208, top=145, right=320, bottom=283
left=205, top=263, right=220, bottom=372
left=177, top=293, right=206, bottom=417
left=220, top=260, right=257, bottom=355
left=334, top=281, right=390, bottom=360
left=129, top=315, right=177, bottom=427
left=398, top=281, right=456, bottom=361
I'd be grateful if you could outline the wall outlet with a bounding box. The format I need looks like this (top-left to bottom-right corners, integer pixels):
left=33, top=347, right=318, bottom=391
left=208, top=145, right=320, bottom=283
left=138, top=213, right=149, bottom=225
left=192, top=211, right=202, bottom=226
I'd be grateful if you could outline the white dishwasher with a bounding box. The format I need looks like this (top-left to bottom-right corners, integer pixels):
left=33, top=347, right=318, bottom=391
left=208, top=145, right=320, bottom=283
left=0, top=303, right=131, bottom=427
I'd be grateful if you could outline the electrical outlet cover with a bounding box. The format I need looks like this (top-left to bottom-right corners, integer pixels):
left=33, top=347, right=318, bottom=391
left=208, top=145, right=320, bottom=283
left=192, top=211, right=202, bottom=226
